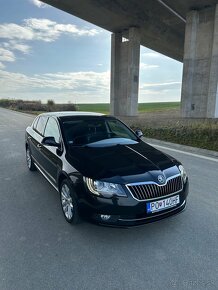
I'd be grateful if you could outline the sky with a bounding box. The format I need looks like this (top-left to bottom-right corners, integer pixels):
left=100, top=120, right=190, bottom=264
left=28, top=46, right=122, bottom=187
left=0, top=0, right=183, bottom=104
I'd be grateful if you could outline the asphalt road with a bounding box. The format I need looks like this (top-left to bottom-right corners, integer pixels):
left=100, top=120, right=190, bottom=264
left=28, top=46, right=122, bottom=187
left=0, top=107, right=217, bottom=290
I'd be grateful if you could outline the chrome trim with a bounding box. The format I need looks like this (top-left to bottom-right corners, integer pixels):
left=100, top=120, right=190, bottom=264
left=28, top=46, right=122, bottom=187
left=126, top=174, right=183, bottom=202
left=118, top=200, right=186, bottom=222
left=126, top=173, right=180, bottom=187
left=32, top=159, right=58, bottom=192
left=32, top=157, right=56, bottom=183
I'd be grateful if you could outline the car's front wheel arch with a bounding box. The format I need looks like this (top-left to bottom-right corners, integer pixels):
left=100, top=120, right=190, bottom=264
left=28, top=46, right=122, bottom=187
left=58, top=172, right=72, bottom=191
left=59, top=178, right=80, bottom=224
left=26, top=144, right=36, bottom=171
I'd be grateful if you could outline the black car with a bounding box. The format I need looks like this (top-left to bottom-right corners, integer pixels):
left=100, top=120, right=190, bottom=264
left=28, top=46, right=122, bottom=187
left=25, top=112, right=188, bottom=226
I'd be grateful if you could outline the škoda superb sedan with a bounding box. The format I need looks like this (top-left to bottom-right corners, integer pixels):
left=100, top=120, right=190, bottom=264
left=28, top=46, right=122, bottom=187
left=25, top=112, right=188, bottom=226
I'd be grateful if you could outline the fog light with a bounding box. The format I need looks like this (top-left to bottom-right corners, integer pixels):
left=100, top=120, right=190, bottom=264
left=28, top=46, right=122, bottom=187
left=100, top=215, right=111, bottom=221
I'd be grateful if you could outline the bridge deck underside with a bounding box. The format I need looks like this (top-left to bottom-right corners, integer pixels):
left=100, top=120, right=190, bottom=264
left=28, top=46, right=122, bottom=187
left=42, top=0, right=217, bottom=61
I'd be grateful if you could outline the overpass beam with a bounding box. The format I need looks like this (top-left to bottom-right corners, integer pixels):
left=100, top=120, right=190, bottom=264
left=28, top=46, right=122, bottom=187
left=110, top=27, right=140, bottom=116
left=181, top=5, right=218, bottom=118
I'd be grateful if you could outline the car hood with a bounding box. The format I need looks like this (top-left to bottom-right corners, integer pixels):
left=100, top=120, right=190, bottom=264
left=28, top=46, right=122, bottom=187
left=66, top=141, right=180, bottom=183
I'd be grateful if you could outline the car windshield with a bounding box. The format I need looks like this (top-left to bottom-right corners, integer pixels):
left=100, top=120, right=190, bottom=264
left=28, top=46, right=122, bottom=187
left=61, top=117, right=138, bottom=146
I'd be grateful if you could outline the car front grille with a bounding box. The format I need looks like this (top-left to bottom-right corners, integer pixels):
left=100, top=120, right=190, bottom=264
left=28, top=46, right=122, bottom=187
left=126, top=175, right=183, bottom=201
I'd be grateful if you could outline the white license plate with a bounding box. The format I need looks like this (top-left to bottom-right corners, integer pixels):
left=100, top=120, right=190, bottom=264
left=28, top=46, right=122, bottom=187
left=146, top=195, right=180, bottom=213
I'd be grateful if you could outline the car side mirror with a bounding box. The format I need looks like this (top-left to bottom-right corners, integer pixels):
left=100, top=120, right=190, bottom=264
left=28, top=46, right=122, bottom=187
left=135, top=129, right=143, bottom=138
left=42, top=136, right=60, bottom=147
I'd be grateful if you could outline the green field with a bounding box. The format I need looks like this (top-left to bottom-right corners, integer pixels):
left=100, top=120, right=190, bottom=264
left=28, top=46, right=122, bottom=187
left=137, top=102, right=180, bottom=113
left=77, top=102, right=180, bottom=114
left=0, top=99, right=180, bottom=114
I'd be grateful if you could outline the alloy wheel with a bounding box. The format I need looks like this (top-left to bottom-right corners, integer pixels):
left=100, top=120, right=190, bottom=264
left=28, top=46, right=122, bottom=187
left=61, top=183, right=74, bottom=220
left=26, top=148, right=32, bottom=168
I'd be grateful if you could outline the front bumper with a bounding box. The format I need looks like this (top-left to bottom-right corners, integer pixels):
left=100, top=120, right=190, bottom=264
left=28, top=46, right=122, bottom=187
left=113, top=200, right=186, bottom=227
left=79, top=180, right=189, bottom=227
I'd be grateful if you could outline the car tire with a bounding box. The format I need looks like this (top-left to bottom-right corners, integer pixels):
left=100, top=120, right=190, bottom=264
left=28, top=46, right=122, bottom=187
left=60, top=179, right=80, bottom=224
left=26, top=146, right=36, bottom=171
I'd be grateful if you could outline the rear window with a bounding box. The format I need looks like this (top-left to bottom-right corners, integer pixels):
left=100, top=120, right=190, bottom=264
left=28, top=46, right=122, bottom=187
left=35, top=116, right=48, bottom=136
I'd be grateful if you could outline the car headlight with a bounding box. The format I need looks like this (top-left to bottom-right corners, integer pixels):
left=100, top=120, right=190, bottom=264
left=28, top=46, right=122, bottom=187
left=84, top=177, right=127, bottom=198
left=178, top=165, right=188, bottom=183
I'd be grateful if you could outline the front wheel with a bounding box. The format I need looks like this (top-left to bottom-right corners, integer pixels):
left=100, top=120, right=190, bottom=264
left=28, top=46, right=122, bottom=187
left=60, top=180, right=80, bottom=224
left=26, top=146, right=36, bottom=171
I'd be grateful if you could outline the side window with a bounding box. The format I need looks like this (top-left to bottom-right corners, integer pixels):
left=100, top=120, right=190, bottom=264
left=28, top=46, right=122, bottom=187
left=35, top=116, right=48, bottom=136
left=32, top=117, right=39, bottom=130
left=44, top=117, right=61, bottom=143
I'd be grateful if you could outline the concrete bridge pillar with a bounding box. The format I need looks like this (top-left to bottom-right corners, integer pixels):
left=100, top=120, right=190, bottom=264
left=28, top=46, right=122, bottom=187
left=181, top=5, right=218, bottom=118
left=110, top=27, right=140, bottom=116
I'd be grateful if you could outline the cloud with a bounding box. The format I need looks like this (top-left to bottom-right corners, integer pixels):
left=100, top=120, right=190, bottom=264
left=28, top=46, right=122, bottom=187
left=0, top=48, right=15, bottom=62
left=142, top=52, right=163, bottom=58
left=140, top=81, right=181, bottom=89
left=0, top=69, right=110, bottom=103
left=0, top=68, right=182, bottom=103
left=140, top=63, right=159, bottom=69
left=0, top=62, right=5, bottom=69
left=3, top=41, right=30, bottom=54
left=0, top=41, right=30, bottom=68
left=0, top=19, right=100, bottom=43
left=25, top=18, right=99, bottom=40
left=30, top=0, right=46, bottom=8
left=0, top=70, right=110, bottom=95
left=138, top=81, right=181, bottom=103
left=0, top=23, right=33, bottom=40
left=0, top=18, right=100, bottom=68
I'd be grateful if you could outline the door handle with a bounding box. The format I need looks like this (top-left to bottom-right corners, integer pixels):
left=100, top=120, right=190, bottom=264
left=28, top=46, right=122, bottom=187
left=37, top=144, right=42, bottom=149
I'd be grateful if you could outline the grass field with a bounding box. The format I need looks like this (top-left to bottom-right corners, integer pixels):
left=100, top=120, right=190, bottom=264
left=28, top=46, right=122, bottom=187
left=131, top=120, right=218, bottom=152
left=76, top=102, right=180, bottom=114
left=0, top=99, right=180, bottom=114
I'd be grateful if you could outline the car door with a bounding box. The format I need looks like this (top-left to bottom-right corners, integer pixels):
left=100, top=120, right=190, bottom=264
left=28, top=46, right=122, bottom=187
left=39, top=117, right=63, bottom=185
left=29, top=116, right=48, bottom=166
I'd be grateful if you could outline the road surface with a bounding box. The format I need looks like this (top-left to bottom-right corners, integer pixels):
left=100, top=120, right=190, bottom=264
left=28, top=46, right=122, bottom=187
left=0, top=107, right=217, bottom=290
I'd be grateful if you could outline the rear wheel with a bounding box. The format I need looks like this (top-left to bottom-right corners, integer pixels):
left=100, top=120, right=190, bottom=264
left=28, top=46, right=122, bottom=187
left=60, top=179, right=80, bottom=224
left=26, top=146, right=36, bottom=171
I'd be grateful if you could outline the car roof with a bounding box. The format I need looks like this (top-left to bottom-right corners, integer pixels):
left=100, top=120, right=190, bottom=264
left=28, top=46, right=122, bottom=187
left=38, top=111, right=105, bottom=118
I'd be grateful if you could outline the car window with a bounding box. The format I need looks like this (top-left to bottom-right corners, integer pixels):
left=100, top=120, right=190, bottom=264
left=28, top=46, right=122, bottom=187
left=62, top=117, right=137, bottom=145
left=35, top=116, right=48, bottom=136
left=107, top=119, right=136, bottom=139
left=63, top=119, right=108, bottom=144
left=32, top=117, right=39, bottom=130
left=44, top=117, right=61, bottom=143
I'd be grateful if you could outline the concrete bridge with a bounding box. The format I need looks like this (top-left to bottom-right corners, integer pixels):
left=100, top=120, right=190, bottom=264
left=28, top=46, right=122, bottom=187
left=42, top=0, right=218, bottom=118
